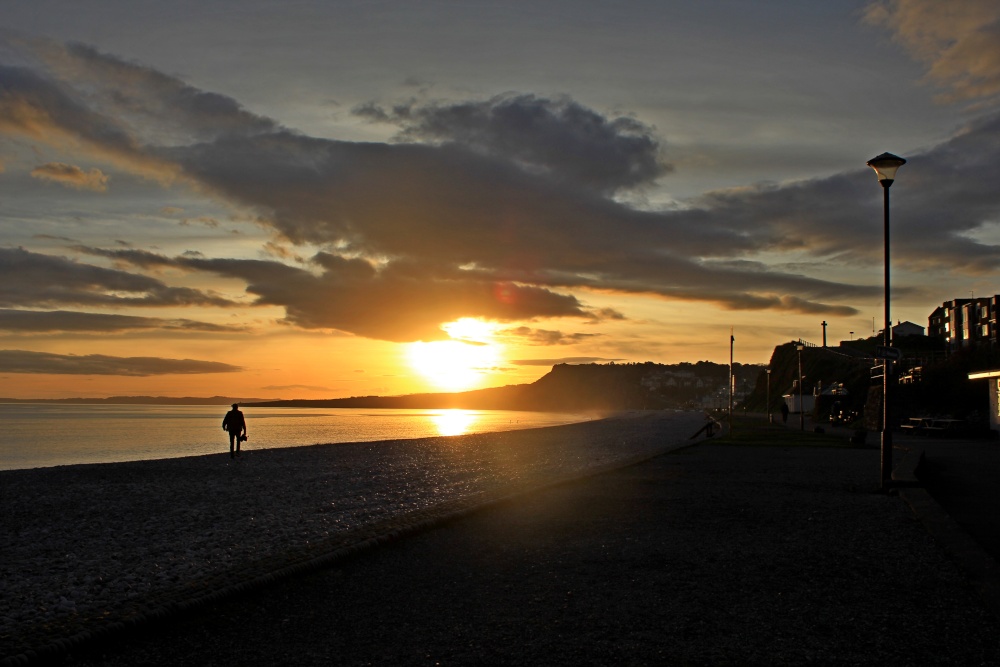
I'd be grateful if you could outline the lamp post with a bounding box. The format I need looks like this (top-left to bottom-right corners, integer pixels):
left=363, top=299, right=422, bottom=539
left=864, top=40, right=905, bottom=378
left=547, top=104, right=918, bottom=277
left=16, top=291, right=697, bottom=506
left=766, top=368, right=772, bottom=423
left=796, top=344, right=805, bottom=431
left=729, top=330, right=734, bottom=437
left=867, top=152, right=906, bottom=492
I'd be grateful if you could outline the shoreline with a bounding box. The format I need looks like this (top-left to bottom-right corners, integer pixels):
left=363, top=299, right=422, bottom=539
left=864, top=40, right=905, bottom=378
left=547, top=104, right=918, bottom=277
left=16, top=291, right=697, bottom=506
left=0, top=405, right=600, bottom=472
left=0, top=410, right=704, bottom=659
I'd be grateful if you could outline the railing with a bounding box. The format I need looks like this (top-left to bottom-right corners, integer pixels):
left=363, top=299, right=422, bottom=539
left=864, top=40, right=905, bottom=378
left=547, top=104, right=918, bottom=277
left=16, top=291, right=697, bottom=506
left=871, top=362, right=885, bottom=382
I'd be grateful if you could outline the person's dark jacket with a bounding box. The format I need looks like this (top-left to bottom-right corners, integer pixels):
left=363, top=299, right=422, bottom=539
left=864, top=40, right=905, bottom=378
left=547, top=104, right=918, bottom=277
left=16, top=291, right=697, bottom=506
left=223, top=409, right=246, bottom=434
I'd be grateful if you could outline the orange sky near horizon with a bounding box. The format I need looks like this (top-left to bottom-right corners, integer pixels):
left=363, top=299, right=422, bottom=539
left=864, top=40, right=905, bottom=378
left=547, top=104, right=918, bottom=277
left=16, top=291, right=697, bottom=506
left=2, top=1, right=1000, bottom=400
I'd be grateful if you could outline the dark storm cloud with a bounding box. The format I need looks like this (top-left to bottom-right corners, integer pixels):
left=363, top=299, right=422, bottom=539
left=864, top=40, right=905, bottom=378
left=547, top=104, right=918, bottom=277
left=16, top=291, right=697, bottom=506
left=5, top=37, right=1000, bottom=340
left=355, top=93, right=670, bottom=194
left=0, top=247, right=233, bottom=308
left=0, top=309, right=242, bottom=333
left=0, top=349, right=241, bottom=375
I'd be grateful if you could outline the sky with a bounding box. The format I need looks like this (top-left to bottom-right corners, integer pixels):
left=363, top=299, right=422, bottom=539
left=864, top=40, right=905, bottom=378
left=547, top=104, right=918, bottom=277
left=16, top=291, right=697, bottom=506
left=1, top=0, right=999, bottom=399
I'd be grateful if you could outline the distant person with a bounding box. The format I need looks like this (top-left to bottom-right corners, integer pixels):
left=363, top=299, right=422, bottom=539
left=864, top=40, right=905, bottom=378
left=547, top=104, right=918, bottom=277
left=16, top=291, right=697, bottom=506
left=780, top=400, right=790, bottom=424
left=222, top=403, right=247, bottom=458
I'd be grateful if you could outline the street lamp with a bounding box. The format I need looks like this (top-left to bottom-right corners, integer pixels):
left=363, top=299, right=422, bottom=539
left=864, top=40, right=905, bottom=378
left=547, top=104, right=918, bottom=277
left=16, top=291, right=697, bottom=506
left=796, top=344, right=805, bottom=431
left=867, top=151, right=906, bottom=492
left=766, top=368, right=772, bottom=423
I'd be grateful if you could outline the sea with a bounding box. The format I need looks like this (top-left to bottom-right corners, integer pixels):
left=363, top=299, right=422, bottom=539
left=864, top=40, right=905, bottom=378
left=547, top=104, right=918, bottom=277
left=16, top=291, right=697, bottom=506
left=0, top=403, right=593, bottom=471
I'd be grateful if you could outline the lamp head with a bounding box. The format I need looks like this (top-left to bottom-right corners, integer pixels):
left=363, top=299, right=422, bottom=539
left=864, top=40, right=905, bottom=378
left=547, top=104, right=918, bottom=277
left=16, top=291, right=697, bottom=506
left=866, top=152, right=906, bottom=186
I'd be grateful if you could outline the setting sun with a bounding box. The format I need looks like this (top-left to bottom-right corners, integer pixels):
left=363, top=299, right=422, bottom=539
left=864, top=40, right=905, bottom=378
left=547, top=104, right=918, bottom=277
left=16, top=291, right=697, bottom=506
left=429, top=409, right=478, bottom=436
left=407, top=319, right=503, bottom=391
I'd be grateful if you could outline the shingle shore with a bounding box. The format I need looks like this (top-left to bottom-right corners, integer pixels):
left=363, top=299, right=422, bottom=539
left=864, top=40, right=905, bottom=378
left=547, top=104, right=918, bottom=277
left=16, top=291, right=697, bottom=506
left=0, top=410, right=704, bottom=661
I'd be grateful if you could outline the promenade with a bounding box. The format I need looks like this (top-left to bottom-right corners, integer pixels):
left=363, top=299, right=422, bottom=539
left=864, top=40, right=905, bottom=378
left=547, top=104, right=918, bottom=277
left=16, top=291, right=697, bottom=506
left=54, top=427, right=999, bottom=666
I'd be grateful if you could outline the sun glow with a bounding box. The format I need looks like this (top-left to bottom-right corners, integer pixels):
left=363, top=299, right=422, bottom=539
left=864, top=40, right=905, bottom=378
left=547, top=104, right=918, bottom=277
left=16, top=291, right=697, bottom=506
left=407, top=318, right=503, bottom=391
left=441, top=317, right=497, bottom=341
left=429, top=409, right=478, bottom=436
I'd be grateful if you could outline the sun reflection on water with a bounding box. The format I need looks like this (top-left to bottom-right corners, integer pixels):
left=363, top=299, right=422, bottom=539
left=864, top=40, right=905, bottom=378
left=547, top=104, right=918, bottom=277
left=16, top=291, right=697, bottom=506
left=429, top=409, right=478, bottom=436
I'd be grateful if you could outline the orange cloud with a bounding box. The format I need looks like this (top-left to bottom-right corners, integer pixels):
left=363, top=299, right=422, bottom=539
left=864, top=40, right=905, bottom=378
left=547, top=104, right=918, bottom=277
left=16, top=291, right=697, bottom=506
left=0, top=60, right=180, bottom=183
left=30, top=162, right=109, bottom=192
left=866, top=0, right=1000, bottom=105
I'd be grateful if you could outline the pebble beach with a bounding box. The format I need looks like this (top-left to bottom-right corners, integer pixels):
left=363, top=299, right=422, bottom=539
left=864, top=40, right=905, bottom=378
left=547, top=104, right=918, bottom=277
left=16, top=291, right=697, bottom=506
left=0, top=410, right=704, bottom=660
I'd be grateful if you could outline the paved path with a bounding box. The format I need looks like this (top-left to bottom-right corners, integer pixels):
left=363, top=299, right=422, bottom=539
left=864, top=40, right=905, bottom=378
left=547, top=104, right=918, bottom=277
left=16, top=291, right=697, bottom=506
left=61, top=442, right=998, bottom=667
left=918, top=438, right=1000, bottom=561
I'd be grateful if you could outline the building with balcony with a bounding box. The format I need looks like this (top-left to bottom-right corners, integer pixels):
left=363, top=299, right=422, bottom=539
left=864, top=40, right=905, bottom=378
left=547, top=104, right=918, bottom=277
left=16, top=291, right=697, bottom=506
left=928, top=296, right=1000, bottom=350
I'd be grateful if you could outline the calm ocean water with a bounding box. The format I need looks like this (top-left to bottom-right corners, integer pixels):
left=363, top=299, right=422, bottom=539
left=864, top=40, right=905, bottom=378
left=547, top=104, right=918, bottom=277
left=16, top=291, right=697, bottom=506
left=0, top=403, right=592, bottom=471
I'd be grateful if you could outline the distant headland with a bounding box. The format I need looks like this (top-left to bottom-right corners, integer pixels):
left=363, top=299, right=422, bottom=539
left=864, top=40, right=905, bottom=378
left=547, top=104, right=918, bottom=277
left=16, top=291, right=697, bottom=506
left=0, top=361, right=757, bottom=412
left=0, top=395, right=276, bottom=406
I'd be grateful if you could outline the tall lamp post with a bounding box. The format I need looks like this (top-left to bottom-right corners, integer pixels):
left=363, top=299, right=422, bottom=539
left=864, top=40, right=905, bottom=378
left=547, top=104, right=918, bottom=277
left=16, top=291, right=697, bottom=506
left=796, top=344, right=805, bottom=431
left=867, top=152, right=906, bottom=492
left=766, top=368, right=772, bottom=423
left=729, top=330, right=734, bottom=436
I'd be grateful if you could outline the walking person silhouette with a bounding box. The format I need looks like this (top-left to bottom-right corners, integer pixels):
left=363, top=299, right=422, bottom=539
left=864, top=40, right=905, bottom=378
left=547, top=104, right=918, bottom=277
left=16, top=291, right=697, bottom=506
left=222, top=403, right=247, bottom=458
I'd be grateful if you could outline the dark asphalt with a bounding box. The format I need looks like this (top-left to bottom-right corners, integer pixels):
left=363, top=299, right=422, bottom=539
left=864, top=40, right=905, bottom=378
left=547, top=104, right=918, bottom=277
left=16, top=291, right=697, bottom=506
left=918, top=438, right=1000, bottom=561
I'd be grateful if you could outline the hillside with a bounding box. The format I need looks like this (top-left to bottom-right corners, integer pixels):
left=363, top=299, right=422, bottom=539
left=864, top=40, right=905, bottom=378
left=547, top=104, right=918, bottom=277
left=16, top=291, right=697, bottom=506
left=251, top=361, right=761, bottom=412
left=0, top=395, right=274, bottom=406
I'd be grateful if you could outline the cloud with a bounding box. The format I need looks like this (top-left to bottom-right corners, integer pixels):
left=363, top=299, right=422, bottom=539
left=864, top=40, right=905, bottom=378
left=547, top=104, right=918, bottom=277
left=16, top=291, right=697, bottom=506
left=355, top=93, right=671, bottom=194
left=0, top=61, right=173, bottom=180
left=0, top=36, right=273, bottom=184
left=32, top=234, right=79, bottom=243
left=0, top=247, right=234, bottom=309
left=76, top=246, right=595, bottom=341
left=0, top=309, right=243, bottom=333
left=502, top=326, right=603, bottom=346
left=30, top=162, right=109, bottom=191
left=178, top=216, right=221, bottom=228
left=696, top=112, right=1000, bottom=276
left=865, top=0, right=1000, bottom=105
left=26, top=40, right=278, bottom=145
left=165, top=130, right=884, bottom=315
left=0, top=349, right=241, bottom=375
left=5, top=37, right=1000, bottom=342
